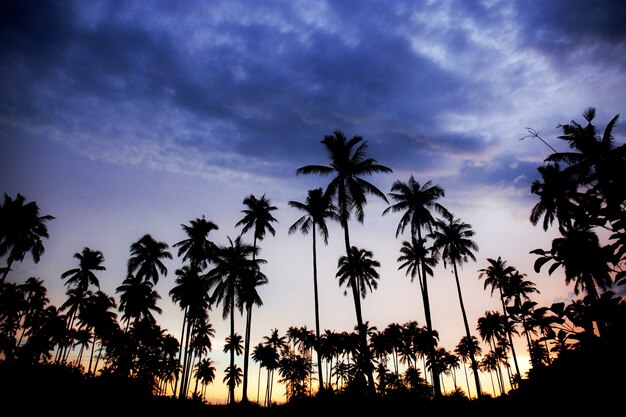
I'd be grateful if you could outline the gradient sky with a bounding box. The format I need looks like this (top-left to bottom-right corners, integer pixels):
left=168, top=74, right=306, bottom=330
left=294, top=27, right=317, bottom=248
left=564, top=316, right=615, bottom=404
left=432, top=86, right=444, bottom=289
left=2, top=0, right=625, bottom=403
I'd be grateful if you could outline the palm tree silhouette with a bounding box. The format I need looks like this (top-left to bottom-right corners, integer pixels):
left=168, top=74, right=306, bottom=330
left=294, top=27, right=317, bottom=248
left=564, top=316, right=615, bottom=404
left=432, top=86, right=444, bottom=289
left=0, top=193, right=55, bottom=282
left=503, top=270, right=540, bottom=368
left=127, top=234, right=172, bottom=286
left=477, top=310, right=508, bottom=395
left=383, top=175, right=449, bottom=396
left=116, top=274, right=162, bottom=329
left=195, top=358, right=216, bottom=401
left=61, top=247, right=105, bottom=293
left=430, top=213, right=483, bottom=398
left=59, top=247, right=105, bottom=362
left=455, top=335, right=482, bottom=399
left=262, top=328, right=286, bottom=405
left=530, top=163, right=582, bottom=233
left=288, top=187, right=336, bottom=392
left=206, top=236, right=261, bottom=404
left=174, top=216, right=219, bottom=270
left=546, top=107, right=625, bottom=221
left=169, top=264, right=212, bottom=398
left=297, top=130, right=392, bottom=392
left=235, top=193, right=277, bottom=403
left=478, top=257, right=522, bottom=383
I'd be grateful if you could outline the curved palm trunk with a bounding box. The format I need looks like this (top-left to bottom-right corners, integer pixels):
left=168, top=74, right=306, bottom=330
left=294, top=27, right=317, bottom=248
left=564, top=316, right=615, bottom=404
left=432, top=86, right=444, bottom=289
left=242, top=236, right=257, bottom=403
left=1, top=259, right=13, bottom=282
left=174, top=306, right=188, bottom=397
left=341, top=217, right=375, bottom=393
left=498, top=288, right=521, bottom=382
left=416, top=227, right=442, bottom=398
left=229, top=299, right=236, bottom=404
left=311, top=224, right=324, bottom=391
left=452, top=262, right=483, bottom=398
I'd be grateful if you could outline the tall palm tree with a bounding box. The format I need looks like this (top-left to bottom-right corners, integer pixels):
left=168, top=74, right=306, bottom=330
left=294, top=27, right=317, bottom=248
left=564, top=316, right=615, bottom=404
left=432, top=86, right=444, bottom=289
left=235, top=193, right=277, bottom=403
left=382, top=175, right=449, bottom=397
left=174, top=216, right=219, bottom=270
left=430, top=213, right=482, bottom=398
left=478, top=257, right=521, bottom=383
left=297, top=129, right=392, bottom=392
left=288, top=187, right=336, bottom=392
left=0, top=193, right=55, bottom=282
left=206, top=236, right=261, bottom=404
left=127, top=234, right=172, bottom=286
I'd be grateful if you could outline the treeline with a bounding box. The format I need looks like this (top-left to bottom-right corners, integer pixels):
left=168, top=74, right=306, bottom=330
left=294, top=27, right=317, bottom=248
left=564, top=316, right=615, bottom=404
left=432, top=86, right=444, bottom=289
left=0, top=108, right=625, bottom=406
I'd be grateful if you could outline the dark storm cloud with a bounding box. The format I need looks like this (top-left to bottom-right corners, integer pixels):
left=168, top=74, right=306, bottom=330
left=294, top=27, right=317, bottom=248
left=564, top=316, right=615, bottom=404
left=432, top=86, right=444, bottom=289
left=514, top=0, right=626, bottom=64
left=2, top=0, right=622, bottom=184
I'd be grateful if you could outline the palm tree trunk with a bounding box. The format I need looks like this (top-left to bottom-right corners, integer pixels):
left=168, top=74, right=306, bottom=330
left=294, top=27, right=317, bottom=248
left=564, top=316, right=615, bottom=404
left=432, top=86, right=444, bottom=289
left=229, top=299, right=236, bottom=404
left=311, top=225, right=324, bottom=392
left=462, top=362, right=472, bottom=398
left=242, top=302, right=253, bottom=402
left=1, top=259, right=13, bottom=282
left=340, top=218, right=375, bottom=394
left=173, top=307, right=188, bottom=397
left=87, top=334, right=96, bottom=375
left=498, top=289, right=521, bottom=381
left=242, top=236, right=258, bottom=403
left=416, top=227, right=442, bottom=398
left=452, top=262, right=483, bottom=398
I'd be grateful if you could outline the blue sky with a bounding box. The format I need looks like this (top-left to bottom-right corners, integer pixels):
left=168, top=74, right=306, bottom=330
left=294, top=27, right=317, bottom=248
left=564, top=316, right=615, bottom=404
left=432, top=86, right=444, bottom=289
left=2, top=0, right=625, bottom=402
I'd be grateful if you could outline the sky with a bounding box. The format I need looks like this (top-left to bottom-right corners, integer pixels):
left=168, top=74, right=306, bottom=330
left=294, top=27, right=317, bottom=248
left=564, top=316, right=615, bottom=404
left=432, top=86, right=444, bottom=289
left=2, top=0, right=625, bottom=403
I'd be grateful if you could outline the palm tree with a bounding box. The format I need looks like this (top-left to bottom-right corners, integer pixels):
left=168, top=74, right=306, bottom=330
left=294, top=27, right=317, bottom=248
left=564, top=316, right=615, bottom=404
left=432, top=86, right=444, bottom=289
left=503, top=270, right=540, bottom=365
left=530, top=163, right=582, bottom=233
left=116, top=275, right=162, bottom=329
left=297, top=129, right=392, bottom=392
left=61, top=248, right=106, bottom=293
left=59, top=247, right=106, bottom=362
left=0, top=193, right=55, bottom=282
left=531, top=225, right=612, bottom=302
left=335, top=246, right=380, bottom=388
left=169, top=264, right=212, bottom=399
left=478, top=257, right=521, bottom=382
left=288, top=187, right=336, bottom=392
left=336, top=246, right=381, bottom=301
left=127, top=234, right=172, bottom=286
left=397, top=237, right=438, bottom=311
left=546, top=107, right=625, bottom=222
left=476, top=310, right=508, bottom=394
left=455, top=335, right=482, bottom=399
left=235, top=193, right=277, bottom=403
left=430, top=213, right=482, bottom=398
left=174, top=216, right=219, bottom=270
left=382, top=175, right=449, bottom=397
left=195, top=358, right=216, bottom=400
left=206, top=236, right=261, bottom=404
left=262, top=328, right=287, bottom=405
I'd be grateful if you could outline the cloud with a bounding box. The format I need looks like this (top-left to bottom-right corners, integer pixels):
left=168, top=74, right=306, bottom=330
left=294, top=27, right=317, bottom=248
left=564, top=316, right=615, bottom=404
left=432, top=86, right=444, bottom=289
left=1, top=0, right=624, bottom=192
